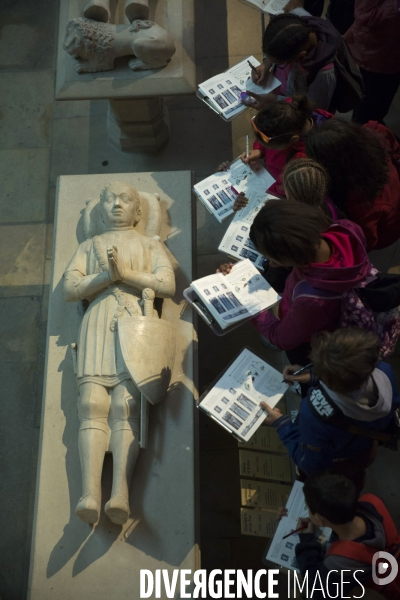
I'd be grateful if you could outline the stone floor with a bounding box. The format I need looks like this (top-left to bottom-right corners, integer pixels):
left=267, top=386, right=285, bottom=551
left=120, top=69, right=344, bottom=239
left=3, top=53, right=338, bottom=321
left=1, top=1, right=400, bottom=599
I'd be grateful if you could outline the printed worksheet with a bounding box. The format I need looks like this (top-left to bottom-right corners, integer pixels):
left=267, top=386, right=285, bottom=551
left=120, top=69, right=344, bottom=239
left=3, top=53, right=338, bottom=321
left=199, top=348, right=287, bottom=441
left=240, top=0, right=288, bottom=15
left=193, top=159, right=251, bottom=223
left=219, top=191, right=278, bottom=268
left=189, top=259, right=280, bottom=330
left=198, top=56, right=280, bottom=120
left=265, top=481, right=332, bottom=571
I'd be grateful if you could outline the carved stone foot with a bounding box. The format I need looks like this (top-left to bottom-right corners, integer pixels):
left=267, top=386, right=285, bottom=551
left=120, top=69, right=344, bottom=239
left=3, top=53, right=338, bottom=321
left=75, top=494, right=100, bottom=524
left=105, top=495, right=130, bottom=525
left=125, top=0, right=149, bottom=22
left=83, top=0, right=111, bottom=23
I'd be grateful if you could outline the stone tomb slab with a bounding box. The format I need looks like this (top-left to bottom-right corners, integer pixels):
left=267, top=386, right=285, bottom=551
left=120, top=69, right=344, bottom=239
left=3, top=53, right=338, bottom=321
left=56, top=0, right=196, bottom=100
left=28, top=171, right=198, bottom=599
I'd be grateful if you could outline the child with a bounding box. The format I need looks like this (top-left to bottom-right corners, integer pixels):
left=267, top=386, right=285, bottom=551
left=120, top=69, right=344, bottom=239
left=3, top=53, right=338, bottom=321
left=248, top=199, right=371, bottom=364
left=232, top=159, right=338, bottom=295
left=261, top=328, right=400, bottom=492
left=234, top=158, right=338, bottom=219
left=219, top=95, right=332, bottom=198
left=250, top=12, right=340, bottom=111
left=293, top=472, right=400, bottom=599
left=306, top=119, right=400, bottom=270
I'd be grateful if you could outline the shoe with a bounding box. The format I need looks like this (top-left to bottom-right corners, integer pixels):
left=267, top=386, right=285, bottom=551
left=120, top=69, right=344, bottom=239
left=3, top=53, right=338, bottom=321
left=105, top=495, right=130, bottom=525
left=75, top=494, right=100, bottom=524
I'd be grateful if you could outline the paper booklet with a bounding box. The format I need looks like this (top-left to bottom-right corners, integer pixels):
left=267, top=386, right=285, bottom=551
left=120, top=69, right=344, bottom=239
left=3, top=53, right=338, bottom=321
left=193, top=158, right=275, bottom=223
left=264, top=481, right=332, bottom=571
left=184, top=259, right=280, bottom=334
left=197, top=55, right=280, bottom=121
left=239, top=0, right=288, bottom=15
left=198, top=347, right=288, bottom=442
left=218, top=188, right=278, bottom=268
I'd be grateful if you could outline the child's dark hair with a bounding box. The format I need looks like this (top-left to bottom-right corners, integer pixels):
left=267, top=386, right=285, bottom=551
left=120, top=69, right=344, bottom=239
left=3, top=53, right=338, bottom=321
left=310, top=328, right=381, bottom=393
left=304, top=473, right=358, bottom=524
left=249, top=199, right=332, bottom=267
left=254, top=95, right=314, bottom=149
left=262, top=13, right=313, bottom=62
left=305, top=119, right=389, bottom=207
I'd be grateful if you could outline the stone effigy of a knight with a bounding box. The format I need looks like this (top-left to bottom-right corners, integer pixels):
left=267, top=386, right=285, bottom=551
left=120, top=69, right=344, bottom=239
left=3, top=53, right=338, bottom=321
left=63, top=181, right=176, bottom=525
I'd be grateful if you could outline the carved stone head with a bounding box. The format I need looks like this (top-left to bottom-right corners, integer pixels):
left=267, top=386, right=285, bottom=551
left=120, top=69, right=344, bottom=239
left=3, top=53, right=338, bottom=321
left=99, top=182, right=141, bottom=228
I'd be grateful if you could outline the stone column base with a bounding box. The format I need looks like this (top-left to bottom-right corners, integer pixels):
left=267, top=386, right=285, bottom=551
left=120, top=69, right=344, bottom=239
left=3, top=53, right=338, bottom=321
left=107, top=98, right=169, bottom=153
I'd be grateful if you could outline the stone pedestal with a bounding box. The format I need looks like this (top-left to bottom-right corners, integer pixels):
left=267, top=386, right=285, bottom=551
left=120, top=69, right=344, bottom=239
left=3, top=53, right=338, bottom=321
left=107, top=98, right=169, bottom=153
left=56, top=0, right=195, bottom=153
left=28, top=172, right=198, bottom=600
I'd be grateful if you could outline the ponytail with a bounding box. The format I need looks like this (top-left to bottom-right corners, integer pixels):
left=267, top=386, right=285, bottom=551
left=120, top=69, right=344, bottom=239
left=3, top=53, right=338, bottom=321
left=253, top=95, right=314, bottom=148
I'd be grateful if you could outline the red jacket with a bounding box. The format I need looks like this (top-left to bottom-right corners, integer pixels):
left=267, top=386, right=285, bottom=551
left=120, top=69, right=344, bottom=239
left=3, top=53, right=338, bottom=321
left=345, top=122, right=400, bottom=251
left=253, top=107, right=333, bottom=197
left=344, top=0, right=400, bottom=75
left=253, top=220, right=370, bottom=350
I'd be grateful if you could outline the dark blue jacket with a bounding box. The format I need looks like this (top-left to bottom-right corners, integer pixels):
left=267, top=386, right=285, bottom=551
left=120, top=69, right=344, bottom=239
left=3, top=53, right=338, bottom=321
left=273, top=361, right=400, bottom=475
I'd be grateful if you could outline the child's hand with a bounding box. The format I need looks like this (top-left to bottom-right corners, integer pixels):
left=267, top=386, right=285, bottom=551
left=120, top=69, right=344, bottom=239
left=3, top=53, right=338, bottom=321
left=282, top=364, right=311, bottom=384
left=217, top=160, right=231, bottom=172
left=251, top=58, right=273, bottom=84
left=233, top=192, right=248, bottom=212
left=260, top=401, right=283, bottom=425
left=240, top=149, right=263, bottom=171
left=276, top=506, right=289, bottom=522
left=296, top=517, right=317, bottom=534
left=244, top=90, right=279, bottom=111
left=216, top=262, right=234, bottom=276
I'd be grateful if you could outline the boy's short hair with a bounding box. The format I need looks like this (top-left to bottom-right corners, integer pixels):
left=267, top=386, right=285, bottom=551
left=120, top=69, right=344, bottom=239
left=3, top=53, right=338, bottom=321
left=304, top=472, right=358, bottom=524
left=310, top=328, right=381, bottom=394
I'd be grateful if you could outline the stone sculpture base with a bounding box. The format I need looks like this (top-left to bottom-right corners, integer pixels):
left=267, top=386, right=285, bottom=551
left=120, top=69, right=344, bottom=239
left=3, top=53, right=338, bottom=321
left=28, top=172, right=198, bottom=600
left=107, top=98, right=169, bottom=152
left=56, top=0, right=195, bottom=153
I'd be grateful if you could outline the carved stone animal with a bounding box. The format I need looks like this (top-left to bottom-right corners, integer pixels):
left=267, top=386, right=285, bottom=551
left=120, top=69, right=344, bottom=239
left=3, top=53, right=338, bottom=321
left=63, top=18, right=176, bottom=74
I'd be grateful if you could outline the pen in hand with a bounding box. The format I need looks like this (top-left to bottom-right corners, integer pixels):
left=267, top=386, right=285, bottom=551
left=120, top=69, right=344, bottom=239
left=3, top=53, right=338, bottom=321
left=282, top=363, right=312, bottom=383
left=246, top=134, right=249, bottom=159
left=282, top=524, right=309, bottom=540
left=247, top=60, right=259, bottom=81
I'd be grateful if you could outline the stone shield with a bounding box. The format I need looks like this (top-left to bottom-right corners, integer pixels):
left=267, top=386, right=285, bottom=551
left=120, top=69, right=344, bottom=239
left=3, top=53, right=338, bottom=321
left=117, top=316, right=176, bottom=404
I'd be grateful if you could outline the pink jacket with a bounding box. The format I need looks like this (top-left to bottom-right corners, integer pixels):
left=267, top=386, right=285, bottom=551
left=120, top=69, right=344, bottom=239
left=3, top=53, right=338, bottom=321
left=253, top=220, right=371, bottom=350
left=344, top=0, right=400, bottom=75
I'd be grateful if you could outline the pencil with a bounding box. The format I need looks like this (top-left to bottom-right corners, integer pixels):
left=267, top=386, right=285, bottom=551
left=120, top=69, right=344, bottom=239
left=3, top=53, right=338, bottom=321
left=282, top=524, right=308, bottom=540
left=282, top=363, right=312, bottom=383
left=246, top=134, right=249, bottom=158
left=247, top=60, right=259, bottom=78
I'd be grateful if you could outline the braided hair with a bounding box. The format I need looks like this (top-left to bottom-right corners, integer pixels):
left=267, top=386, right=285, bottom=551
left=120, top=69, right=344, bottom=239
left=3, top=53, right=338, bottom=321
left=283, top=158, right=329, bottom=206
left=262, top=13, right=313, bottom=62
left=254, top=95, right=314, bottom=149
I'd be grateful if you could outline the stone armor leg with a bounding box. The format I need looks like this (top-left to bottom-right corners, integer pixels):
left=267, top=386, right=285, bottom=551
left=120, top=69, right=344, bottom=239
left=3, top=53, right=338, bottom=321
left=75, top=382, right=110, bottom=523
left=105, top=379, right=140, bottom=525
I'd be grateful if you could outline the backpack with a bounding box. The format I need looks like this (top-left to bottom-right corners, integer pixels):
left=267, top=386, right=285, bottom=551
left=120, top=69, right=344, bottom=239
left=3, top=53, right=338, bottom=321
left=307, top=382, right=400, bottom=451
left=327, top=494, right=400, bottom=600
left=307, top=36, right=363, bottom=113
left=292, top=266, right=400, bottom=358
